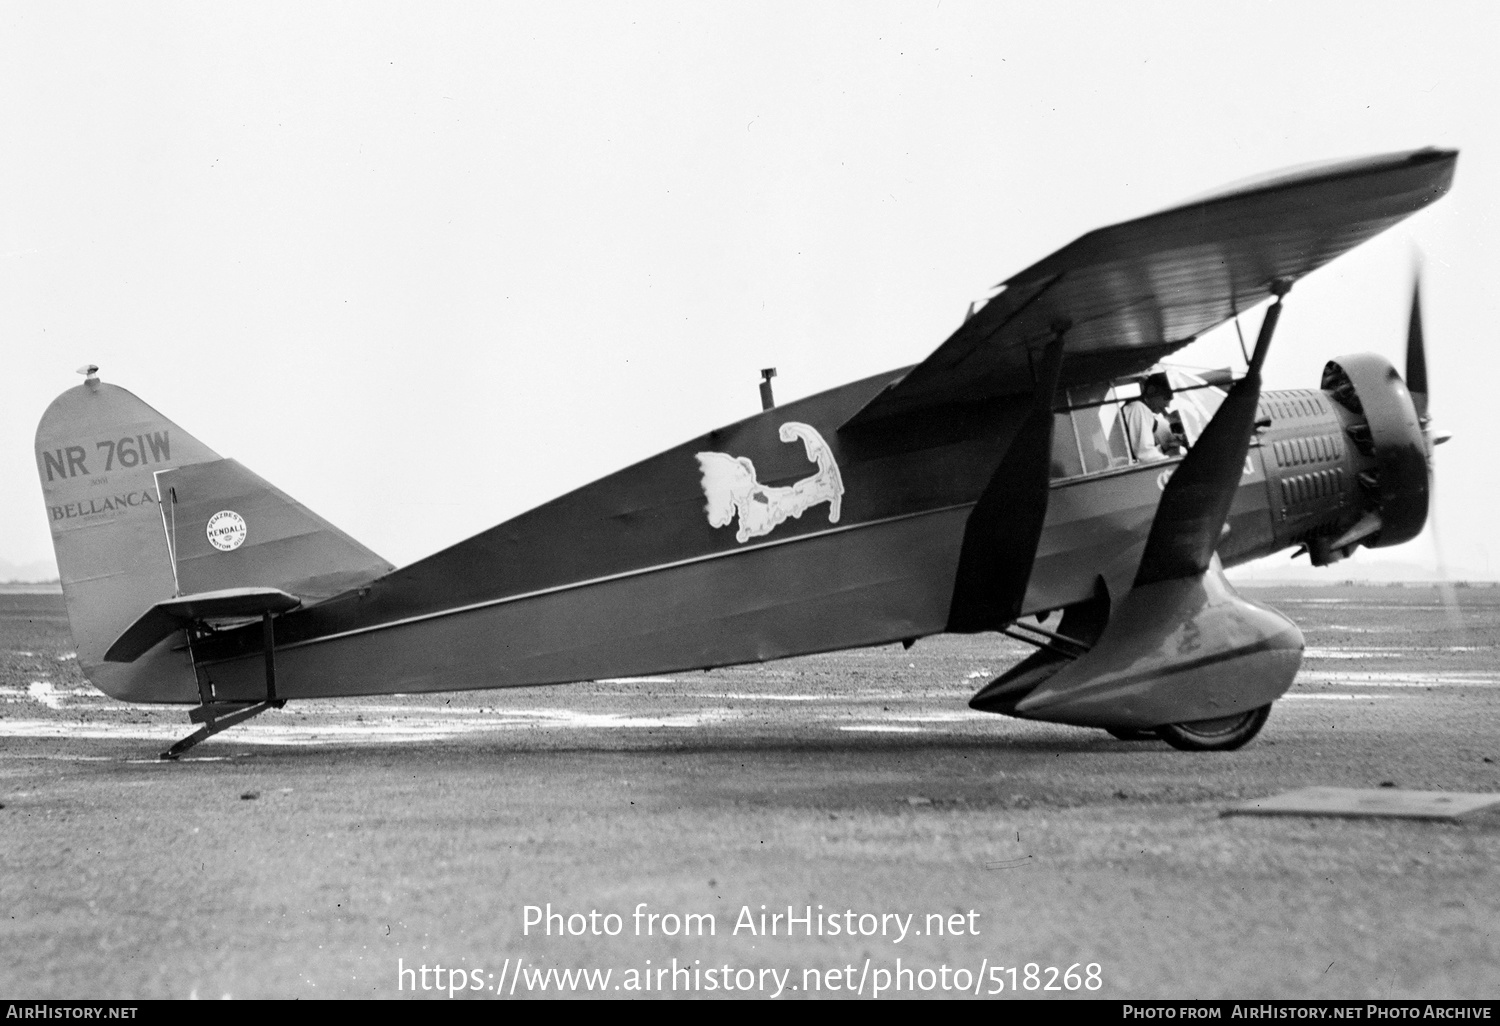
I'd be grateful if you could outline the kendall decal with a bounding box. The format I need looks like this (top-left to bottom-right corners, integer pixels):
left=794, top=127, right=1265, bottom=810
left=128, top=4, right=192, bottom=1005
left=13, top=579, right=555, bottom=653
left=206, top=510, right=248, bottom=551
left=695, top=422, right=844, bottom=543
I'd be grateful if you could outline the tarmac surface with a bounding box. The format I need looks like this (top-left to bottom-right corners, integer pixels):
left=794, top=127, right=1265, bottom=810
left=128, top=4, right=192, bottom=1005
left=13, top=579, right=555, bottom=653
left=1, top=584, right=1498, bottom=1000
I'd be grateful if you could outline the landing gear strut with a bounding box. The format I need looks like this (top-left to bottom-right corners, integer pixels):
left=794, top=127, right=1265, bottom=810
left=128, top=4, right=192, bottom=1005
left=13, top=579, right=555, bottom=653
left=1106, top=727, right=1159, bottom=742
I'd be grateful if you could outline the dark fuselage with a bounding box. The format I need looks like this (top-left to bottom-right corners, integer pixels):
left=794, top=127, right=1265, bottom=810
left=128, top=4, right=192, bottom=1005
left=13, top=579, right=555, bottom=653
left=107, top=369, right=1355, bottom=705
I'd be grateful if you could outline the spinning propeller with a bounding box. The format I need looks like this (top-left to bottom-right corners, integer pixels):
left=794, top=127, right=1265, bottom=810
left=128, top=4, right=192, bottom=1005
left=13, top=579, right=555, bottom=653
left=1405, top=264, right=1461, bottom=602
left=1406, top=263, right=1452, bottom=449
left=1406, top=270, right=1429, bottom=424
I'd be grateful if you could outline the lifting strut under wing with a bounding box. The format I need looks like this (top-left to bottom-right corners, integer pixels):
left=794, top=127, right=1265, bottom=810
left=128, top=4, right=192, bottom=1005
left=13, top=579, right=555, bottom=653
left=947, top=326, right=1068, bottom=632
left=975, top=284, right=1305, bottom=742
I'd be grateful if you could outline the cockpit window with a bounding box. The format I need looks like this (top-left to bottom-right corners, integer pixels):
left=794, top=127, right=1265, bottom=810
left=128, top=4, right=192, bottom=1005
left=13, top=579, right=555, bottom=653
left=1077, top=384, right=1133, bottom=472
left=1050, top=411, right=1084, bottom=479
left=1049, top=368, right=1228, bottom=480
left=1050, top=384, right=1131, bottom=478
left=1161, top=367, right=1225, bottom=446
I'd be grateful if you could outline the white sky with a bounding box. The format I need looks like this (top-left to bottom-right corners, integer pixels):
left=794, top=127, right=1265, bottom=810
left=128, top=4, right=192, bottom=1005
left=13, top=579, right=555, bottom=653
left=2, top=2, right=1495, bottom=577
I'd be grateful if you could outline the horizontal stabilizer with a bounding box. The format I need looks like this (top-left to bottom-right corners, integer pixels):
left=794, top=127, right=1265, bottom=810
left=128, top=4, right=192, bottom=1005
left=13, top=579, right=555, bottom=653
left=1011, top=559, right=1303, bottom=729
left=104, top=587, right=301, bottom=663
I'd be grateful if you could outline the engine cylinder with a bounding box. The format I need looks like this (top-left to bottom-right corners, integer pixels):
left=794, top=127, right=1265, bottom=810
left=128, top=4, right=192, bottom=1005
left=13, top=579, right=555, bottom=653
left=1321, top=354, right=1429, bottom=548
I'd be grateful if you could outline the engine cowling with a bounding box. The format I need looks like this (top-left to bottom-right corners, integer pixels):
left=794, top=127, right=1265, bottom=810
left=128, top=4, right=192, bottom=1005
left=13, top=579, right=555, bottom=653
left=1317, top=353, right=1430, bottom=554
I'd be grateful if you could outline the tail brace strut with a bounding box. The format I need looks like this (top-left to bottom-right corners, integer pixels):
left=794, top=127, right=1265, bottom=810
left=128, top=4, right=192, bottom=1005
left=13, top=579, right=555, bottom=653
left=162, top=611, right=285, bottom=760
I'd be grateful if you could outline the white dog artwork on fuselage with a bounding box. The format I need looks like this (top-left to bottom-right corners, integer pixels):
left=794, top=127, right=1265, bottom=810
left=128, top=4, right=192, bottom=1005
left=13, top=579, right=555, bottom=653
left=695, top=422, right=845, bottom=544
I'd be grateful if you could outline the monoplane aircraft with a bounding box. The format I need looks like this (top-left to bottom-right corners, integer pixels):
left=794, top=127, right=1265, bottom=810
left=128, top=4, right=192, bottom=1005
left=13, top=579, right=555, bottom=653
left=34, top=147, right=1456, bottom=757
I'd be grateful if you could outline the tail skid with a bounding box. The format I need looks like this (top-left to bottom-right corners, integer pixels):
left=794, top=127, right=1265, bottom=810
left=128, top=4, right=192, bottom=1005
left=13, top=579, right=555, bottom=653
left=161, top=699, right=283, bottom=760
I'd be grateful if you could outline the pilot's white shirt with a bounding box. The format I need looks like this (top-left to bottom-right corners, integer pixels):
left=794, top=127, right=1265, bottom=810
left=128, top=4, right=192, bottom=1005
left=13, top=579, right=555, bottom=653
left=1122, top=400, right=1168, bottom=462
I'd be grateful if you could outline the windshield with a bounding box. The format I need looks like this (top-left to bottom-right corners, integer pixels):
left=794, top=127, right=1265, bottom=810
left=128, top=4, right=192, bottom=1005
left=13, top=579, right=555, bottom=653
left=1049, top=367, right=1227, bottom=479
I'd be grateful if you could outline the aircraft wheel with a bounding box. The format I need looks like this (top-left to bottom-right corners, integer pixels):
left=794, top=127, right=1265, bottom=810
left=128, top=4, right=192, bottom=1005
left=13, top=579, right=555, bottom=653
left=1105, top=727, right=1158, bottom=741
left=1157, top=704, right=1272, bottom=752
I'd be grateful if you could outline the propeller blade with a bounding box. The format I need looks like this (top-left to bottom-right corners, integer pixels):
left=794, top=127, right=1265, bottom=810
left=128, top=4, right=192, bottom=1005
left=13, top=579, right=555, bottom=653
left=1406, top=271, right=1428, bottom=421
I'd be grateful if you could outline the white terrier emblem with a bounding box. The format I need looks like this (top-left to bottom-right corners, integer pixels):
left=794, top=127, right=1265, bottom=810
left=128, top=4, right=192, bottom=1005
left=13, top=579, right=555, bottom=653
left=695, top=422, right=845, bottom=543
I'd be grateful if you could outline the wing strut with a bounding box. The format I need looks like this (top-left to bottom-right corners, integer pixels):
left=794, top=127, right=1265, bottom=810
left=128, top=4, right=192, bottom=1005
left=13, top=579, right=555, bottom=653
left=1006, top=282, right=1305, bottom=733
left=1135, top=280, right=1288, bottom=586
left=946, top=324, right=1068, bottom=632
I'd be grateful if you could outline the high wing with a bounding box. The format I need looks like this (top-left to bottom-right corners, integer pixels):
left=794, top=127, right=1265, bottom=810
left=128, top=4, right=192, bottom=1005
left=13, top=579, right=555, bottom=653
left=844, top=147, right=1457, bottom=427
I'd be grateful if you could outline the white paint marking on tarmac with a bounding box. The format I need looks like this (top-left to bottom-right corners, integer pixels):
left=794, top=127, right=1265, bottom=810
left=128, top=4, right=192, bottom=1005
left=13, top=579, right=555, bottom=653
left=3, top=683, right=103, bottom=703
left=679, top=688, right=971, bottom=702
left=0, top=752, right=117, bottom=762
left=1297, top=672, right=1500, bottom=687
left=125, top=756, right=235, bottom=764
left=303, top=694, right=832, bottom=713
left=597, top=677, right=680, bottom=684
left=0, top=721, right=206, bottom=742
left=499, top=709, right=735, bottom=729
left=1283, top=600, right=1453, bottom=609
left=0, top=708, right=739, bottom=746
left=1281, top=694, right=1389, bottom=701
left=308, top=703, right=511, bottom=716
left=685, top=693, right=826, bottom=702
left=26, top=682, right=65, bottom=709
left=1305, top=646, right=1492, bottom=658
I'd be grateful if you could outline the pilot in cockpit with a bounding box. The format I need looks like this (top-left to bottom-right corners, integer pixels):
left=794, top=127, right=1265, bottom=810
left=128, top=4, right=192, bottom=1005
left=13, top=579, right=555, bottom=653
left=1122, top=373, right=1185, bottom=461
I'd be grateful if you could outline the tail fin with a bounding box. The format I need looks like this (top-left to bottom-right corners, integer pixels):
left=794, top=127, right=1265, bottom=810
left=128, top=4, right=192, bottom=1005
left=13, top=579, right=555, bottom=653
left=35, top=376, right=392, bottom=701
